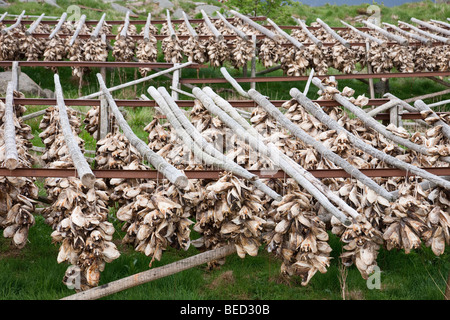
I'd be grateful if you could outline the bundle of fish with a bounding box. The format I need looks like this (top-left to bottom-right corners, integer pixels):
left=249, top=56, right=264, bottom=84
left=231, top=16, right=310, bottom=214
left=113, top=24, right=137, bottom=62
left=0, top=24, right=24, bottom=61
left=192, top=172, right=266, bottom=268
left=176, top=22, right=208, bottom=65
left=43, top=36, right=67, bottom=71
left=265, top=180, right=332, bottom=285
left=117, top=180, right=196, bottom=267
left=0, top=100, right=38, bottom=249
left=258, top=38, right=282, bottom=68
left=83, top=37, right=108, bottom=62
left=161, top=35, right=184, bottom=64
left=66, top=23, right=92, bottom=78
left=39, top=106, right=120, bottom=291
left=18, top=24, right=51, bottom=61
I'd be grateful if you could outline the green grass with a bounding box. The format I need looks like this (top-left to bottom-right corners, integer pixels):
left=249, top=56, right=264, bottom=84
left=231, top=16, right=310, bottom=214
left=0, top=0, right=450, bottom=300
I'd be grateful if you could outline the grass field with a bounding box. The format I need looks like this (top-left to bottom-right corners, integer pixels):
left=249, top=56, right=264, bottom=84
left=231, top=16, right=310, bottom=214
left=0, top=0, right=449, bottom=300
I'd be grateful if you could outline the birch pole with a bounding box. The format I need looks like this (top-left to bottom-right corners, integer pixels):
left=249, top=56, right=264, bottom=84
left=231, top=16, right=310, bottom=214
left=382, top=22, right=432, bottom=45
left=230, top=9, right=280, bottom=42
left=54, top=74, right=95, bottom=188
left=340, top=20, right=386, bottom=46
left=181, top=11, right=198, bottom=40
left=4, top=82, right=18, bottom=170
left=142, top=13, right=152, bottom=41
left=316, top=18, right=350, bottom=48
left=290, top=88, right=450, bottom=191
left=119, top=11, right=130, bottom=39
left=366, top=98, right=402, bottom=117
left=193, top=87, right=354, bottom=225
left=362, top=20, right=409, bottom=46
left=1, top=10, right=25, bottom=34
left=90, top=13, right=106, bottom=39
left=0, top=12, right=7, bottom=23
left=411, top=17, right=450, bottom=37
left=25, top=13, right=45, bottom=36
left=294, top=18, right=323, bottom=47
left=312, top=77, right=431, bottom=155
left=216, top=11, right=248, bottom=41
left=166, top=9, right=177, bottom=40
left=49, top=12, right=67, bottom=39
left=61, top=244, right=237, bottom=300
left=96, top=74, right=188, bottom=189
left=430, top=19, right=450, bottom=30
left=247, top=88, right=394, bottom=201
left=79, top=62, right=193, bottom=99
left=220, top=67, right=249, bottom=98
left=266, top=18, right=304, bottom=50
left=414, top=100, right=450, bottom=140
left=201, top=9, right=222, bottom=41
left=398, top=20, right=450, bottom=44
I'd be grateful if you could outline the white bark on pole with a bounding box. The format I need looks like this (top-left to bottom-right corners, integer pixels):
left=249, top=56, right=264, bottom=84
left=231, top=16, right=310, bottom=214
left=290, top=88, right=450, bottom=191
left=304, top=68, right=315, bottom=96
left=230, top=9, right=280, bottom=42
left=250, top=34, right=256, bottom=90
left=0, top=12, right=7, bottom=23
left=49, top=12, right=67, bottom=39
left=171, top=63, right=180, bottom=100
left=96, top=74, right=188, bottom=189
left=194, top=87, right=354, bottom=225
left=143, top=13, right=152, bottom=41
left=216, top=11, right=248, bottom=41
left=25, top=13, right=45, bottom=36
left=69, top=14, right=87, bottom=46
left=99, top=94, right=109, bottom=140
left=119, top=11, right=130, bottom=39
left=403, top=89, right=450, bottom=104
left=366, top=99, right=402, bottom=117
left=411, top=17, right=450, bottom=37
left=256, top=64, right=282, bottom=76
left=79, top=62, right=193, bottom=99
left=154, top=86, right=282, bottom=200
left=398, top=20, right=449, bottom=44
left=10, top=61, right=19, bottom=91
left=428, top=99, right=450, bottom=108
left=166, top=9, right=177, bottom=40
left=382, top=22, right=432, bottom=45
left=312, top=77, right=430, bottom=155
left=248, top=88, right=394, bottom=201
left=1, top=10, right=25, bottom=34
left=340, top=20, right=385, bottom=46
left=430, top=19, right=450, bottom=30
left=295, top=18, right=323, bottom=47
left=201, top=9, right=222, bottom=41
left=54, top=74, right=95, bottom=188
left=90, top=13, right=106, bottom=39
left=4, top=82, right=19, bottom=170
left=365, top=42, right=375, bottom=102
left=362, top=20, right=409, bottom=46
left=61, top=244, right=237, bottom=300
left=415, top=100, right=450, bottom=140
left=202, top=86, right=360, bottom=220
left=181, top=11, right=198, bottom=40
left=316, top=18, right=350, bottom=48
left=266, top=18, right=304, bottom=50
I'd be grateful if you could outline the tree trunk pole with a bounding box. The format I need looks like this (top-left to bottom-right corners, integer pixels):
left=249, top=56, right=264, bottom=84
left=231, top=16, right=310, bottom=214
left=61, top=245, right=237, bottom=300
left=4, top=82, right=18, bottom=170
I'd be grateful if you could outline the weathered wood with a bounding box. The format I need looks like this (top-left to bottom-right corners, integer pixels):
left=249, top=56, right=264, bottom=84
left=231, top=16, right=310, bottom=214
left=294, top=18, right=323, bottom=47
left=365, top=42, right=375, bottom=101
left=69, top=15, right=87, bottom=46
left=119, top=11, right=130, bottom=39
left=340, top=20, right=385, bottom=46
left=220, top=67, right=250, bottom=98
left=317, top=18, right=350, bottom=48
left=150, top=87, right=282, bottom=201
left=267, top=18, right=304, bottom=50
left=414, top=100, right=450, bottom=140
left=290, top=87, right=450, bottom=191
left=250, top=34, right=256, bottom=90
left=54, top=74, right=95, bottom=188
left=312, top=77, right=430, bottom=155
left=4, top=82, right=18, bottom=170
left=80, top=62, right=193, bottom=99
left=398, top=20, right=449, bottom=44
left=230, top=9, right=280, bottom=42
left=196, top=87, right=355, bottom=225
left=165, top=9, right=177, bottom=40
left=142, top=13, right=152, bottom=41
left=411, top=17, right=450, bottom=37
left=382, top=21, right=432, bottom=45
left=49, top=13, right=68, bottom=39
left=362, top=20, right=409, bottom=46
left=180, top=11, right=198, bottom=40
left=90, top=13, right=106, bottom=39
left=0, top=12, right=7, bottom=23
left=216, top=11, right=248, bottom=41
left=171, top=63, right=180, bottom=100
left=428, top=99, right=450, bottom=108
left=61, top=244, right=237, bottom=300
left=248, top=88, right=394, bottom=201
left=430, top=19, right=450, bottom=30
left=256, top=64, right=281, bottom=76
left=201, top=9, right=222, bottom=41
left=96, top=73, right=188, bottom=189
left=366, top=99, right=401, bottom=117
left=25, top=13, right=45, bottom=36
left=1, top=10, right=25, bottom=34
left=304, top=68, right=315, bottom=96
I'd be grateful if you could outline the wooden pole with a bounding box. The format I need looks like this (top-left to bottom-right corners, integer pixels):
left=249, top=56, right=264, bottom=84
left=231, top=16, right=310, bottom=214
left=294, top=18, right=323, bottom=47
left=362, top=20, right=409, bottom=46
left=90, top=13, right=106, bottom=39
left=382, top=22, right=432, bottom=45
left=171, top=63, right=180, bottom=100
left=290, top=87, right=450, bottom=191
left=61, top=245, right=236, bottom=300
left=230, top=9, right=280, bottom=42
left=49, top=12, right=67, bottom=39
left=79, top=62, right=193, bottom=99
left=216, top=11, right=248, bottom=41
left=181, top=11, right=198, bottom=40
left=119, top=11, right=130, bottom=39
left=398, top=20, right=449, bottom=44
left=54, top=74, right=96, bottom=188
left=96, top=74, right=188, bottom=189
left=266, top=18, right=304, bottom=50
left=414, top=100, right=450, bottom=140
left=340, top=20, right=385, bottom=46
left=430, top=19, right=450, bottom=30
left=303, top=68, right=315, bottom=96
left=201, top=9, right=222, bottom=41
left=0, top=12, right=7, bottom=23
left=250, top=34, right=256, bottom=90
left=25, top=13, right=45, bottom=36
left=220, top=67, right=250, bottom=98
left=411, top=17, right=450, bottom=37
left=69, top=14, right=87, bottom=46
left=316, top=18, right=350, bottom=48
left=4, top=82, right=18, bottom=170
left=165, top=9, right=177, bottom=40
left=1, top=10, right=25, bottom=34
